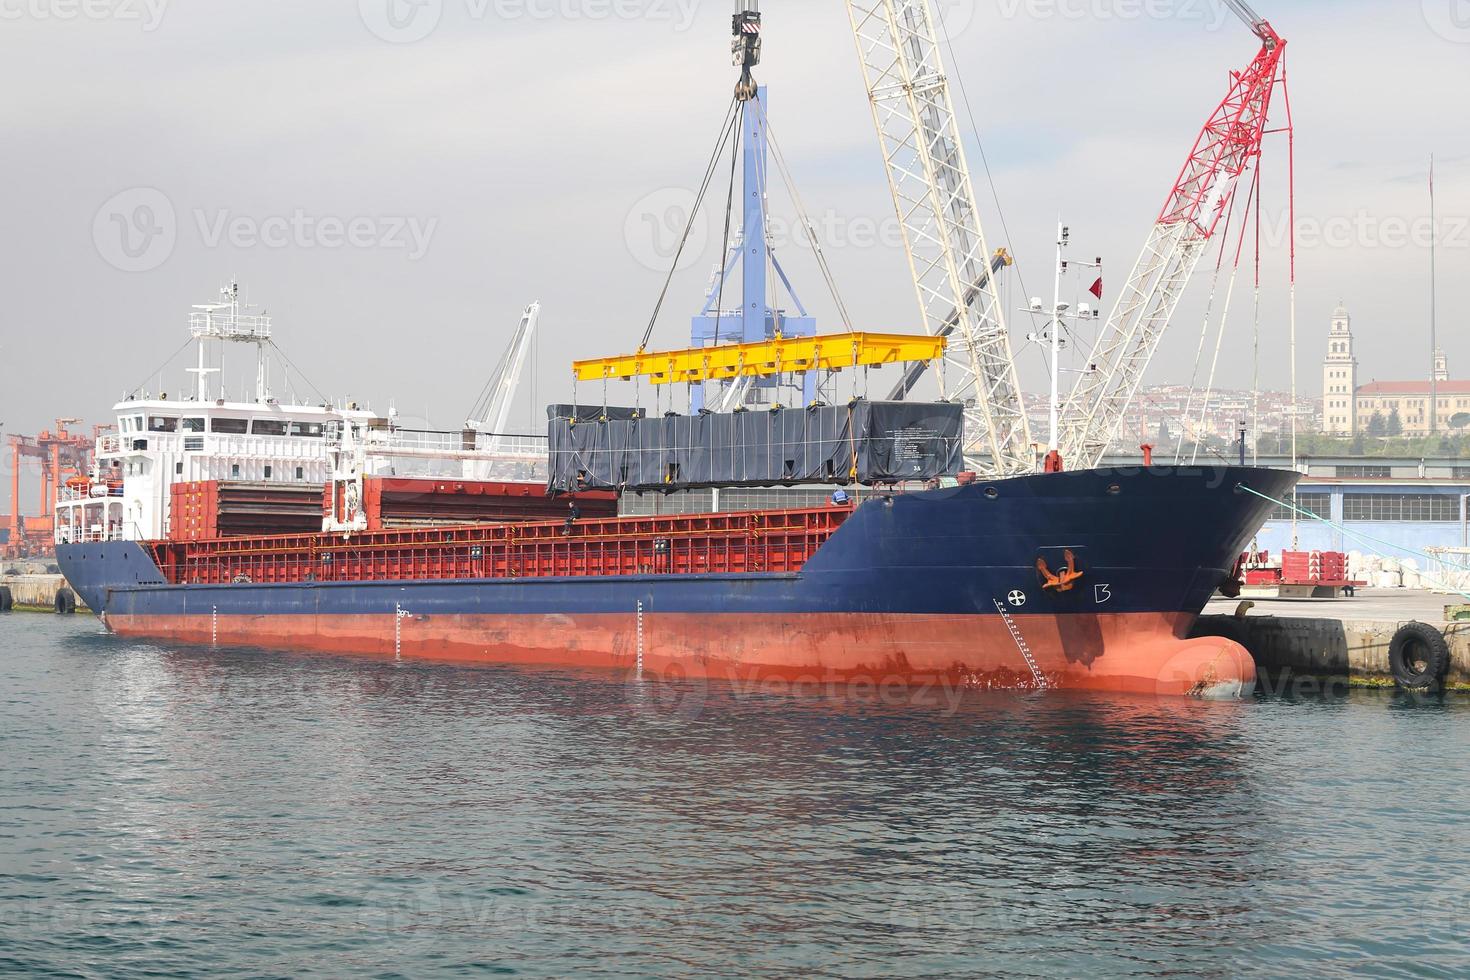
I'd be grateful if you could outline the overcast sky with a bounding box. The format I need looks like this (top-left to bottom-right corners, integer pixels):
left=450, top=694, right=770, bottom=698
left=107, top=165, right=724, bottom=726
left=1, top=0, right=1466, bottom=461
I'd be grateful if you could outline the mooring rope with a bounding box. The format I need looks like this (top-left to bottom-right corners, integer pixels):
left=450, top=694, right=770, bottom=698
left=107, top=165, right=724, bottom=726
left=1237, top=484, right=1470, bottom=601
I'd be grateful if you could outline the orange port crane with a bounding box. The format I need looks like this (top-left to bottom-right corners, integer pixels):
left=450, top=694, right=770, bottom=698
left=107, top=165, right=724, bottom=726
left=4, top=419, right=96, bottom=558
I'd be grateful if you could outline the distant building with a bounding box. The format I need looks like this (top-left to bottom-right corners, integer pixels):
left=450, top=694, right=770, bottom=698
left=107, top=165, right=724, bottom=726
left=1321, top=304, right=1470, bottom=437
left=1322, top=304, right=1358, bottom=435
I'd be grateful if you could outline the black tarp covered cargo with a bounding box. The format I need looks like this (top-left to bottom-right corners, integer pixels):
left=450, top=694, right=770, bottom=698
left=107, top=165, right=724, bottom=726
left=547, top=400, right=963, bottom=492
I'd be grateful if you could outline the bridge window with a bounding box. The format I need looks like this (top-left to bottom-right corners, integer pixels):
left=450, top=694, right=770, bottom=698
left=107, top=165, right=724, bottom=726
left=251, top=419, right=287, bottom=436
left=182, top=417, right=206, bottom=432
left=213, top=418, right=248, bottom=434
left=148, top=416, right=178, bottom=432
left=289, top=421, right=324, bottom=438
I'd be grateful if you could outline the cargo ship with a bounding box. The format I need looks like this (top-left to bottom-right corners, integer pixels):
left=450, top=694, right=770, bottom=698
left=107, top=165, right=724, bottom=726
left=60, top=460, right=1294, bottom=698
left=54, top=286, right=1296, bottom=698
left=55, top=4, right=1300, bottom=698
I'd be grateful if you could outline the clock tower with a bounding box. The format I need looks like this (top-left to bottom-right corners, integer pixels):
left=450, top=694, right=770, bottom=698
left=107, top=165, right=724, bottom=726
left=1322, top=303, right=1358, bottom=435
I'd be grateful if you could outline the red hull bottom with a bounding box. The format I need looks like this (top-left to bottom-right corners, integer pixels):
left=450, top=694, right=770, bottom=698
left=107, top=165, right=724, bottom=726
left=105, top=611, right=1255, bottom=699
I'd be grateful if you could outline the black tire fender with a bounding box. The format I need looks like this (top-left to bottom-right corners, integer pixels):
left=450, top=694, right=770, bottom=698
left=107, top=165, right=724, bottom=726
left=1389, top=622, right=1450, bottom=690
left=0, top=586, right=12, bottom=613
left=54, top=588, right=77, bottom=615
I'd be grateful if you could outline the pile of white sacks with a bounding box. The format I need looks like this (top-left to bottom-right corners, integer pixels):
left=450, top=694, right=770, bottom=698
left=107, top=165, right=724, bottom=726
left=1348, top=551, right=1470, bottom=593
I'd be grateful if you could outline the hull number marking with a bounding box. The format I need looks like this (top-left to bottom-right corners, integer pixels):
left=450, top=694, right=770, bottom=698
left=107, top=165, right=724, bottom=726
left=1095, top=584, right=1113, bottom=604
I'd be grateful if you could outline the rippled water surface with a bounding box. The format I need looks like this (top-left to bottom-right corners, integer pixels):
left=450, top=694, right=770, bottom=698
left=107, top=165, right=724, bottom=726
left=3, top=614, right=1469, bottom=977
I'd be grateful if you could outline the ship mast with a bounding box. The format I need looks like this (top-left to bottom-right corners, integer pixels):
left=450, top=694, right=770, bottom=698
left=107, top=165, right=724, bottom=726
left=188, top=281, right=274, bottom=404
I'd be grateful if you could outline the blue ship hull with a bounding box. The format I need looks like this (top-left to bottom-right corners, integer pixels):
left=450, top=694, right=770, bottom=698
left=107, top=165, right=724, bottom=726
left=58, top=466, right=1298, bottom=696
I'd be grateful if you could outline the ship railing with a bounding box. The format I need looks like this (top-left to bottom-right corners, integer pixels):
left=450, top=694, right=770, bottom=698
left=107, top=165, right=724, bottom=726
left=98, top=431, right=338, bottom=463
left=341, top=427, right=548, bottom=457
left=189, top=310, right=271, bottom=340
left=56, top=521, right=143, bottom=545
left=56, top=485, right=123, bottom=505
left=335, top=427, right=549, bottom=482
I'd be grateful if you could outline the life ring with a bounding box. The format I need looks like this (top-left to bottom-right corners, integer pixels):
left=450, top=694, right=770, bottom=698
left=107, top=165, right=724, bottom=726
left=1388, top=622, right=1450, bottom=691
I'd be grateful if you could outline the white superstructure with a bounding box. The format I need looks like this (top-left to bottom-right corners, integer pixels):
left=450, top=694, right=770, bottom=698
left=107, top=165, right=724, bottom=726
left=56, top=283, right=375, bottom=543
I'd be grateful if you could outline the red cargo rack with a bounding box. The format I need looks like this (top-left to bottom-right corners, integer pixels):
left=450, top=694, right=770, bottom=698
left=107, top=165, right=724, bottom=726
left=327, top=477, right=618, bottom=531
left=150, top=506, right=851, bottom=586
left=170, top=481, right=325, bottom=541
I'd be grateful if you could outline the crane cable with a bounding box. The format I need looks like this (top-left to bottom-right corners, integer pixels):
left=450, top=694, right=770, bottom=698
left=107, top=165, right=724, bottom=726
left=1237, top=485, right=1470, bottom=600
left=935, top=3, right=1042, bottom=372
left=639, top=98, right=743, bottom=353
left=1251, top=148, right=1264, bottom=465
left=755, top=100, right=855, bottom=333
left=712, top=103, right=745, bottom=348
left=464, top=321, right=528, bottom=425
left=1174, top=192, right=1244, bottom=464
left=1190, top=163, right=1262, bottom=465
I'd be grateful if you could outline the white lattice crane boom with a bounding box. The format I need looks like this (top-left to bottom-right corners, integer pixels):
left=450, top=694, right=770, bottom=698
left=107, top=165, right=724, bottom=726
left=845, top=0, right=1032, bottom=476
left=466, top=302, right=540, bottom=445
left=1057, top=1, right=1287, bottom=467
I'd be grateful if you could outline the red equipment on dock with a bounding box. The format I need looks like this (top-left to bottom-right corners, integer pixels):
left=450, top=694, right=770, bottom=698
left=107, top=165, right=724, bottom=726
left=1239, top=549, right=1361, bottom=598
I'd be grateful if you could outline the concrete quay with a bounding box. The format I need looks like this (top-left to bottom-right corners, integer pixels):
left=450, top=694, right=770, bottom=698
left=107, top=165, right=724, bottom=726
left=1202, top=589, right=1469, bottom=690
left=0, top=573, right=87, bottom=612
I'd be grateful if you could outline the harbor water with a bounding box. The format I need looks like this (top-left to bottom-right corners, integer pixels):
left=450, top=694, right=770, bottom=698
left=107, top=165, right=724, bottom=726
left=2, top=614, right=1469, bottom=977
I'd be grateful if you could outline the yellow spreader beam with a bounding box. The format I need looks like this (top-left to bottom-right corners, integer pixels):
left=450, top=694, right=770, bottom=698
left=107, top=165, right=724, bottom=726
left=572, top=332, right=946, bottom=386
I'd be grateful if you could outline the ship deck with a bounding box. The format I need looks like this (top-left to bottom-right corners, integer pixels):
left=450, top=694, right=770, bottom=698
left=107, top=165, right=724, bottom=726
left=148, top=504, right=852, bottom=586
